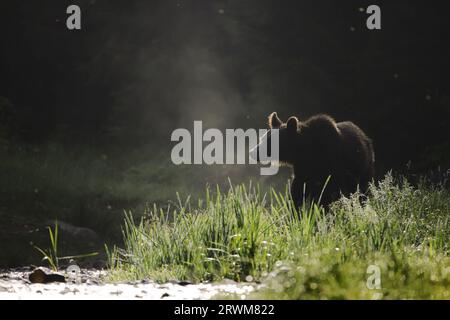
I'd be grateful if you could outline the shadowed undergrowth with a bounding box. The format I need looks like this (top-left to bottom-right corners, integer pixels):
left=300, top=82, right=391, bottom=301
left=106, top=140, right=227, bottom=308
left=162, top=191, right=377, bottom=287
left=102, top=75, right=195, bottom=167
left=0, top=144, right=287, bottom=266
left=107, top=174, right=450, bottom=299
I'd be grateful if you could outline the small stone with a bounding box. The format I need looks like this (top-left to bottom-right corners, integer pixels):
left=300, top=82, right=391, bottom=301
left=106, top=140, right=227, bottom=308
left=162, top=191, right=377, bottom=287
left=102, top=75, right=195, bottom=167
left=0, top=286, right=10, bottom=292
left=29, top=269, right=65, bottom=284
left=29, top=269, right=46, bottom=283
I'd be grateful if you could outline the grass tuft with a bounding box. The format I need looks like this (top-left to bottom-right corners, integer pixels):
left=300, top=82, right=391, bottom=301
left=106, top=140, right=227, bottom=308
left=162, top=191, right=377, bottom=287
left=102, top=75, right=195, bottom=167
left=106, top=174, right=450, bottom=299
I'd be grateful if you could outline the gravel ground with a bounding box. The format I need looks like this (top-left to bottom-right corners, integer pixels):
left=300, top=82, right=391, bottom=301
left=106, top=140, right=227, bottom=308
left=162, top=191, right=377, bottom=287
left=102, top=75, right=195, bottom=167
left=0, top=268, right=257, bottom=300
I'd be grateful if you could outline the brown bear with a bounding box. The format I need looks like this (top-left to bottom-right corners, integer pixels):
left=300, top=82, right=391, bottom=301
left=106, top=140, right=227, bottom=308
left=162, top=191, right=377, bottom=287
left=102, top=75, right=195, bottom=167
left=251, top=112, right=375, bottom=206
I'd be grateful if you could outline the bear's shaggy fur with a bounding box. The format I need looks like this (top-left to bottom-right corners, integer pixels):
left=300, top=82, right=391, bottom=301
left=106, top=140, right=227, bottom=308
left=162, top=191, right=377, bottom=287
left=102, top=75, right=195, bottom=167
left=263, top=112, right=375, bottom=206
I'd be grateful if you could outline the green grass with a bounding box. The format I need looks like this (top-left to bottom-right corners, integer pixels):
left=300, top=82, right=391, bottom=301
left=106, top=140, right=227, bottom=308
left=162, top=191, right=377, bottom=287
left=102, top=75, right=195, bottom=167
left=107, top=174, right=450, bottom=299
left=34, top=221, right=99, bottom=271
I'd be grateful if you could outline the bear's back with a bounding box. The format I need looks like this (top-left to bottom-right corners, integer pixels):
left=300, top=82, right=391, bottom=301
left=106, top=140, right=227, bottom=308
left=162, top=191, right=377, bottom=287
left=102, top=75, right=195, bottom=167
left=336, top=121, right=375, bottom=189
left=301, top=114, right=341, bottom=146
left=296, top=114, right=342, bottom=178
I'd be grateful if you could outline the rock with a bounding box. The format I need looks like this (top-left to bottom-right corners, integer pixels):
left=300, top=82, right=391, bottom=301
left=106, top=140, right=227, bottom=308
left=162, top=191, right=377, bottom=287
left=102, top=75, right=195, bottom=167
left=168, top=280, right=192, bottom=286
left=0, top=286, right=10, bottom=292
left=28, top=269, right=46, bottom=283
left=29, top=268, right=65, bottom=284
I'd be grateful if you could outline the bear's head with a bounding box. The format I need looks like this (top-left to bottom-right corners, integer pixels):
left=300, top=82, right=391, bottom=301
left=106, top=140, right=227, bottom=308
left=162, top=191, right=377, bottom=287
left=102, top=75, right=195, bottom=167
left=249, top=112, right=300, bottom=165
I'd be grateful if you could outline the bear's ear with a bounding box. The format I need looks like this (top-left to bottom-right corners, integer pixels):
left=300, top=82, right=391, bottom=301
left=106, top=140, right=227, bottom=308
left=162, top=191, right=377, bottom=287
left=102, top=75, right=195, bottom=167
left=268, top=112, right=282, bottom=128
left=286, top=116, right=299, bottom=133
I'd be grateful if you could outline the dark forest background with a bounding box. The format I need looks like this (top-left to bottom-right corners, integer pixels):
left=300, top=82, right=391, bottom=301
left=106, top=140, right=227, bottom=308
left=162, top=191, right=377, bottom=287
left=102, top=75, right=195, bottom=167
left=0, top=1, right=449, bottom=266
left=1, top=0, right=449, bottom=170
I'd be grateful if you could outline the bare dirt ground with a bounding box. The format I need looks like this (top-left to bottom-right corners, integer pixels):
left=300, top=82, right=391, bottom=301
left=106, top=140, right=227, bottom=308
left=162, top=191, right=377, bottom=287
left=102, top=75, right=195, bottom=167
left=0, top=268, right=257, bottom=300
